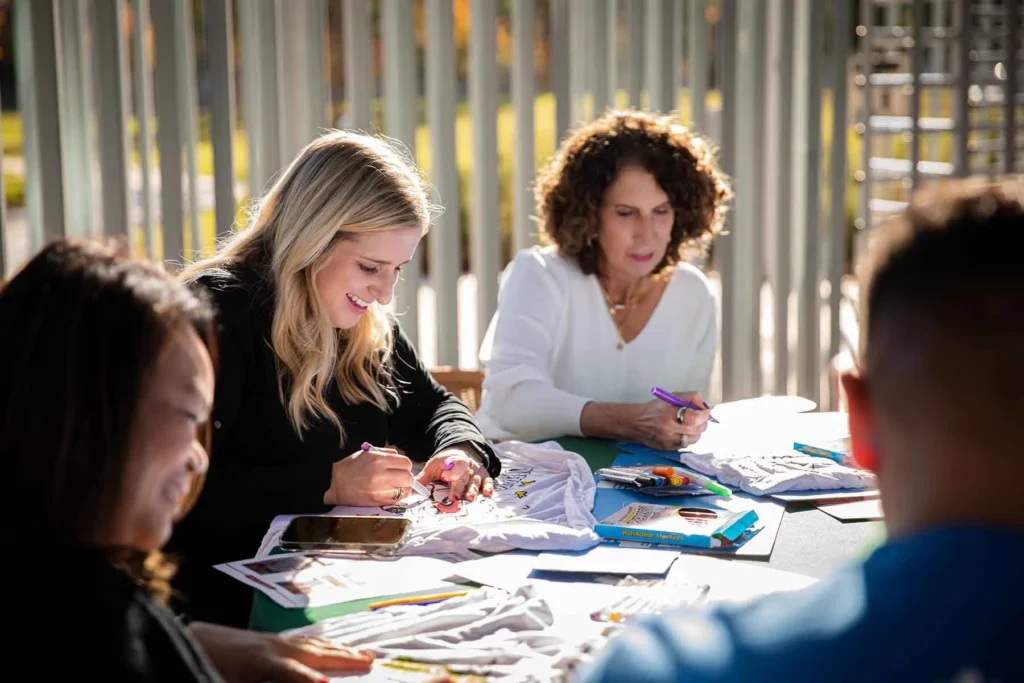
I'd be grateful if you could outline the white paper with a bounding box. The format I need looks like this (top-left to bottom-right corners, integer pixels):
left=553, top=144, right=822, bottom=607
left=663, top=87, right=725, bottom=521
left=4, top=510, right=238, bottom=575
left=667, top=554, right=818, bottom=605
left=215, top=553, right=457, bottom=609
left=681, top=402, right=844, bottom=461
left=532, top=544, right=680, bottom=575
left=772, top=488, right=880, bottom=503
left=709, top=395, right=818, bottom=421
left=454, top=552, right=817, bottom=621
left=451, top=551, right=541, bottom=591
left=818, top=498, right=885, bottom=521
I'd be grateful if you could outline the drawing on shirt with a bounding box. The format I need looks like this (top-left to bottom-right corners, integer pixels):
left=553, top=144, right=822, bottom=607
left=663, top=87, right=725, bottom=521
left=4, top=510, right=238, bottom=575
left=493, top=466, right=535, bottom=491
left=373, top=465, right=562, bottom=528
left=259, top=446, right=601, bottom=560
left=431, top=483, right=463, bottom=514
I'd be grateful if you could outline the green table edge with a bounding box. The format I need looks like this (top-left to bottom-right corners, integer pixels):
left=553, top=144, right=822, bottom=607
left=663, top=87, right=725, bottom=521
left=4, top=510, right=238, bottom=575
left=248, top=437, right=618, bottom=632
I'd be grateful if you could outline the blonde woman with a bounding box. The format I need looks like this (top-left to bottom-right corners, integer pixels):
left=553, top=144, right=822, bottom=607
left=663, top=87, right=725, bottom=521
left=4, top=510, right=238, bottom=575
left=167, top=131, right=500, bottom=627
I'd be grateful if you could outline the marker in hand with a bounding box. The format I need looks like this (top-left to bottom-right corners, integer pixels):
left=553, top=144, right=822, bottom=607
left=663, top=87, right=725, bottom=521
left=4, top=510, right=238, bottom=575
left=361, top=442, right=430, bottom=498
left=650, top=387, right=720, bottom=424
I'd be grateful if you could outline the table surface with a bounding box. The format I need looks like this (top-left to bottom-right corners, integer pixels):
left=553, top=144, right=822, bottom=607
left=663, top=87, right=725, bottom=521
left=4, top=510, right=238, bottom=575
left=249, top=436, right=885, bottom=633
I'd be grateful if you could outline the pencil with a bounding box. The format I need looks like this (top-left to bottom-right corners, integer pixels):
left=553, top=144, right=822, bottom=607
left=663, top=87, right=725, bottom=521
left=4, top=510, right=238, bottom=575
left=367, top=591, right=469, bottom=610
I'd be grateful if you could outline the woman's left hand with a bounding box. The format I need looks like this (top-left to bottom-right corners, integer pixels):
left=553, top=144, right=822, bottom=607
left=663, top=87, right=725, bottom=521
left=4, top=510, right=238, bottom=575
left=188, top=621, right=374, bottom=682
left=417, top=444, right=494, bottom=502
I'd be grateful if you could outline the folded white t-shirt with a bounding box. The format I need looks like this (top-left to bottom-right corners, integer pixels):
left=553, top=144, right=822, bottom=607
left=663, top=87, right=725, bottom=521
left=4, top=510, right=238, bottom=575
left=678, top=448, right=876, bottom=496
left=288, top=585, right=608, bottom=682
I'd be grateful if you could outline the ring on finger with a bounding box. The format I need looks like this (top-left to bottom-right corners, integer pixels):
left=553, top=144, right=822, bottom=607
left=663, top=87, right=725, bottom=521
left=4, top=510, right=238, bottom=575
left=393, top=486, right=404, bottom=501
left=675, top=406, right=688, bottom=424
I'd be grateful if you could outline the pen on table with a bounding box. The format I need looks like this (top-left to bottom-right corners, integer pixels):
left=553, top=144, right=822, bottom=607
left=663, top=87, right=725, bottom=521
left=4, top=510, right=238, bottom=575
left=673, top=465, right=731, bottom=498
left=596, top=468, right=665, bottom=487
left=596, top=468, right=645, bottom=487
left=649, top=466, right=689, bottom=487
left=361, top=442, right=431, bottom=497
left=599, top=467, right=697, bottom=488
left=624, top=466, right=692, bottom=487
left=368, top=591, right=469, bottom=610
left=382, top=660, right=447, bottom=674
left=650, top=387, right=720, bottom=424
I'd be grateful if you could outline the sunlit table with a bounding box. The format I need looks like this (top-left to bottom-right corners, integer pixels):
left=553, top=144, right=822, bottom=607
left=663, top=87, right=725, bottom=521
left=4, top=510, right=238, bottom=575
left=248, top=437, right=884, bottom=632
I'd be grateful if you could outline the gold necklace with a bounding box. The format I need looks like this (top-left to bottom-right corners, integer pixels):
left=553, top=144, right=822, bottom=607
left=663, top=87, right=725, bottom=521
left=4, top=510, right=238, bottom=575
left=599, top=277, right=647, bottom=351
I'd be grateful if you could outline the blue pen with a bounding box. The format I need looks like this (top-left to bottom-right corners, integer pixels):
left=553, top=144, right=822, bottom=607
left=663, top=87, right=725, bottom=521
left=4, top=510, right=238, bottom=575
left=651, top=387, right=720, bottom=423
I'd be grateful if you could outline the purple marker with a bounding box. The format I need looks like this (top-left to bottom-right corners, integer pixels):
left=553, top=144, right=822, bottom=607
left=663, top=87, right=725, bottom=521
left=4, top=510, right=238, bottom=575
left=650, top=387, right=720, bottom=424
left=443, top=457, right=456, bottom=471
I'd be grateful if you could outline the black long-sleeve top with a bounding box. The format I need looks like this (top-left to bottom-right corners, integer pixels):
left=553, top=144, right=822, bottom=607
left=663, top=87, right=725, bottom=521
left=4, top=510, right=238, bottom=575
left=167, top=263, right=499, bottom=626
left=12, top=545, right=223, bottom=681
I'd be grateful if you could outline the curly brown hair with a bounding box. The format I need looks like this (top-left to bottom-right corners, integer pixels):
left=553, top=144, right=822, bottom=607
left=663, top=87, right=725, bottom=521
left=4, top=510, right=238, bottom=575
left=536, top=110, right=732, bottom=275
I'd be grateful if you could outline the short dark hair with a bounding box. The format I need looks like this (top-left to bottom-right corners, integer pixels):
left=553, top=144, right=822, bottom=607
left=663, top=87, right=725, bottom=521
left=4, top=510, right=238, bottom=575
left=535, top=109, right=732, bottom=275
left=862, top=178, right=1024, bottom=440
left=0, top=240, right=216, bottom=599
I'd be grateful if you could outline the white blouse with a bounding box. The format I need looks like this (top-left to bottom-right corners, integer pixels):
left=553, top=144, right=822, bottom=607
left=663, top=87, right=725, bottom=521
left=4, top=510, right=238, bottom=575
left=475, top=246, right=719, bottom=443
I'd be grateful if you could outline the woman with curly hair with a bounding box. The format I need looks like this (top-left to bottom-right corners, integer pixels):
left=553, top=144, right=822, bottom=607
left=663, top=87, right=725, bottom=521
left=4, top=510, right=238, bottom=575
left=476, top=110, right=732, bottom=450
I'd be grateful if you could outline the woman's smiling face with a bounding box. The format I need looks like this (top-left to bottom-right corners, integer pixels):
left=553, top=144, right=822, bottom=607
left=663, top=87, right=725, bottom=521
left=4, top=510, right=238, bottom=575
left=315, top=228, right=423, bottom=329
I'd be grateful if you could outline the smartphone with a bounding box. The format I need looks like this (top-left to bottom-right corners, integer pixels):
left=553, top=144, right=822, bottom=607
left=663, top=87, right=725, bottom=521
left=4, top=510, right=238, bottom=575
left=280, top=515, right=412, bottom=553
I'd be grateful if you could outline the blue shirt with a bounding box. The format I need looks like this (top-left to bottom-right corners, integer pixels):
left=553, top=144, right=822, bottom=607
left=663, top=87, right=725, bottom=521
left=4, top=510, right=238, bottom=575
left=579, top=526, right=1024, bottom=683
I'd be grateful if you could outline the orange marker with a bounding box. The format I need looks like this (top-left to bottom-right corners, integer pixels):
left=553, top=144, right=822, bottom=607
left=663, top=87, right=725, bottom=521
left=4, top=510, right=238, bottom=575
left=651, top=466, right=689, bottom=486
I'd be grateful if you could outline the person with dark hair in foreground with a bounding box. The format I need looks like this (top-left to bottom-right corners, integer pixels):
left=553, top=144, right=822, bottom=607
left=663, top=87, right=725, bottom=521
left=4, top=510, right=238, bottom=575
left=1, top=241, right=373, bottom=681
left=579, top=178, right=1024, bottom=683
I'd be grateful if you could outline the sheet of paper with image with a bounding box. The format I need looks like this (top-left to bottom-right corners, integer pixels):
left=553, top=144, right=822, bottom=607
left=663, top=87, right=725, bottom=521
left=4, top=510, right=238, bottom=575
left=615, top=403, right=877, bottom=497
left=215, top=553, right=457, bottom=609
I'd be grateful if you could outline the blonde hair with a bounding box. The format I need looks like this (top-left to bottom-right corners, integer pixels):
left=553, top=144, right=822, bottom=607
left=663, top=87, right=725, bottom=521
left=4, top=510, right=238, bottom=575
left=182, top=130, right=433, bottom=439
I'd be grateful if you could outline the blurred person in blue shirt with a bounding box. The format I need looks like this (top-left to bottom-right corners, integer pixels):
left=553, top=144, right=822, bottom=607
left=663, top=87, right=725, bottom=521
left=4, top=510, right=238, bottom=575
left=578, top=178, right=1024, bottom=683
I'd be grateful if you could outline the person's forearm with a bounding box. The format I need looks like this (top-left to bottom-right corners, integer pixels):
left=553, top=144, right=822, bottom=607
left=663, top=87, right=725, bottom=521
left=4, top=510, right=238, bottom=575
left=579, top=401, right=642, bottom=441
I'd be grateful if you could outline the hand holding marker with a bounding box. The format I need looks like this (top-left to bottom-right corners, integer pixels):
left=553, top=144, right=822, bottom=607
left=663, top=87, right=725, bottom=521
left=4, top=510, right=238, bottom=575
left=360, top=442, right=431, bottom=498
left=650, top=387, right=720, bottom=424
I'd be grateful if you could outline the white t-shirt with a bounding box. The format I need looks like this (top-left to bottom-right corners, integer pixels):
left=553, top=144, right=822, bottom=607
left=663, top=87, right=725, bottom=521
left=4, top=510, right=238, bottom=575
left=256, top=441, right=600, bottom=558
left=289, top=585, right=608, bottom=681
left=476, top=246, right=719, bottom=443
